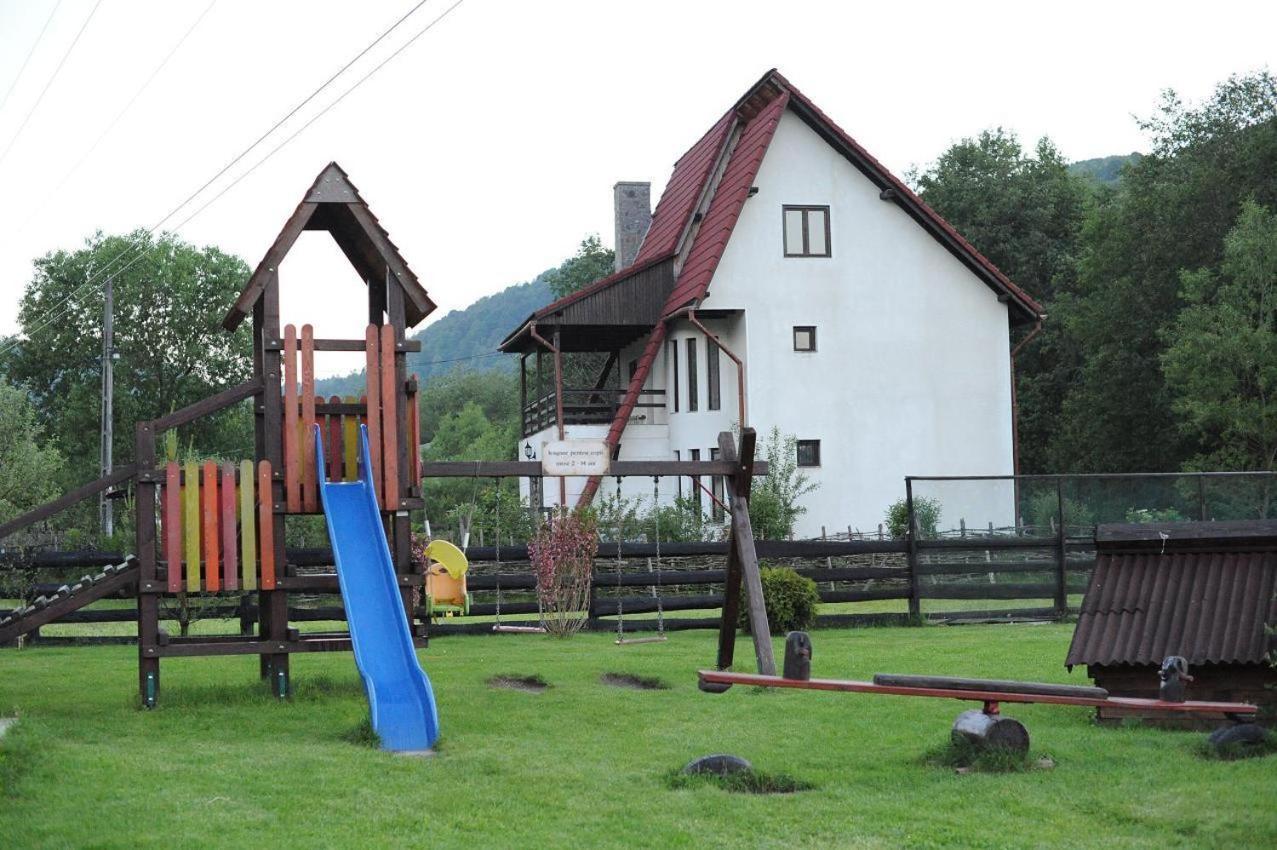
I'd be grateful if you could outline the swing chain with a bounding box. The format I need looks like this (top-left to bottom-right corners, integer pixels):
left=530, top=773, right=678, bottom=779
left=615, top=476, right=624, bottom=642
left=653, top=475, right=664, bottom=637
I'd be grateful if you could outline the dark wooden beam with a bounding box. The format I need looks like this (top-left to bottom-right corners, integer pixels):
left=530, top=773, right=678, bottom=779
left=150, top=379, right=262, bottom=432
left=0, top=465, right=137, bottom=541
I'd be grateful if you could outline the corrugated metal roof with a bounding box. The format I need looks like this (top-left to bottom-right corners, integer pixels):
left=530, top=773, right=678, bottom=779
left=1066, top=526, right=1277, bottom=668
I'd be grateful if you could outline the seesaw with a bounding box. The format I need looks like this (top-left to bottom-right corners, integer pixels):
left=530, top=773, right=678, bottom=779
left=697, top=634, right=1259, bottom=754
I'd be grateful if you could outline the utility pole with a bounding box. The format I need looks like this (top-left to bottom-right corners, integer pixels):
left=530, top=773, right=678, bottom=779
left=100, top=274, right=114, bottom=537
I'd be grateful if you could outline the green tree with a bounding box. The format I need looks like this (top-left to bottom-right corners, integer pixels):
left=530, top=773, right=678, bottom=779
left=542, top=234, right=615, bottom=300
left=0, top=380, right=65, bottom=525
left=912, top=129, right=1090, bottom=473
left=1162, top=201, right=1277, bottom=471
left=749, top=427, right=817, bottom=539
left=1053, top=71, right=1277, bottom=472
left=1, top=230, right=253, bottom=486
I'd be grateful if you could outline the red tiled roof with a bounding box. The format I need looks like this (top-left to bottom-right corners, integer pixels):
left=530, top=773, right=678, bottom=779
left=1066, top=522, right=1277, bottom=669
left=661, top=91, right=789, bottom=318
left=632, top=112, right=735, bottom=266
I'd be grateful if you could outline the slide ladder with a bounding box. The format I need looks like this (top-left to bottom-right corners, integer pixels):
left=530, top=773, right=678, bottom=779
left=314, top=424, right=439, bottom=752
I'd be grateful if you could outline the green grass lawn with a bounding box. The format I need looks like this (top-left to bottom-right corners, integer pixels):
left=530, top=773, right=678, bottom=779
left=1, top=623, right=1273, bottom=849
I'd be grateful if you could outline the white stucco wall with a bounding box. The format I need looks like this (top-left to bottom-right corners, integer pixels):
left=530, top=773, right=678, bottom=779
left=519, top=107, right=1021, bottom=535
left=686, top=108, right=1016, bottom=535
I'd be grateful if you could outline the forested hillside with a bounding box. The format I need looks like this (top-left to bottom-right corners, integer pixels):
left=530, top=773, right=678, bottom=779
left=316, top=273, right=552, bottom=397
left=1068, top=153, right=1142, bottom=184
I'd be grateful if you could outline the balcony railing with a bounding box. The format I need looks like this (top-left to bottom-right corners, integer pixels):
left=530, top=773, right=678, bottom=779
left=522, top=388, right=665, bottom=437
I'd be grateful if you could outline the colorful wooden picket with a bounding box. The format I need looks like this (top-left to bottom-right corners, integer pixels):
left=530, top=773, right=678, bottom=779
left=327, top=395, right=342, bottom=482
left=183, top=461, right=200, bottom=592
left=266, top=322, right=412, bottom=513
left=257, top=460, right=276, bottom=590
left=365, top=325, right=382, bottom=497
left=301, top=325, right=317, bottom=511
left=380, top=323, right=399, bottom=510
left=165, top=462, right=182, bottom=592
left=239, top=460, right=257, bottom=591
left=158, top=460, right=273, bottom=593
left=283, top=325, right=300, bottom=512
left=220, top=464, right=238, bottom=591
left=344, top=396, right=359, bottom=481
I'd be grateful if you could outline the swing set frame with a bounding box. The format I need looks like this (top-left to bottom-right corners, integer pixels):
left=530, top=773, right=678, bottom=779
left=417, top=428, right=771, bottom=658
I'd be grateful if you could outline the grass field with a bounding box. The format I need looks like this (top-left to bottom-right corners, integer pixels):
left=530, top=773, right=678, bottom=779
left=1, top=623, right=1273, bottom=849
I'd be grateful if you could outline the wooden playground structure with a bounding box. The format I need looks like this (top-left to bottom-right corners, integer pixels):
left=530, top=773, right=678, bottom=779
left=0, top=163, right=766, bottom=708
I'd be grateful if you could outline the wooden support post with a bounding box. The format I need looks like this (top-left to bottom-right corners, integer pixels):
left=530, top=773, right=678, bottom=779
left=258, top=272, right=288, bottom=692
left=135, top=421, right=160, bottom=707
left=386, top=276, right=415, bottom=629
left=715, top=428, right=774, bottom=675
left=905, top=477, right=921, bottom=619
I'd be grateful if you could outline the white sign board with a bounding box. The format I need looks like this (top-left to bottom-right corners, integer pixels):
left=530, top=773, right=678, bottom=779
left=541, top=439, right=610, bottom=477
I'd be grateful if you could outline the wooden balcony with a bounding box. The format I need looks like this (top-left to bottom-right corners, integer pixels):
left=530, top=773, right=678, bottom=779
left=522, top=388, right=665, bottom=437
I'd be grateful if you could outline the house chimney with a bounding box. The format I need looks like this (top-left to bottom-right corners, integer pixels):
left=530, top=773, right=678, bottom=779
left=613, top=181, right=651, bottom=272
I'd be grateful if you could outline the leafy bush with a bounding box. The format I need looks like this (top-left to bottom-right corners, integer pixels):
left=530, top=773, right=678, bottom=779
left=885, top=497, right=941, bottom=539
left=528, top=510, right=597, bottom=636
left=738, top=566, right=820, bottom=635
left=1026, top=490, right=1096, bottom=532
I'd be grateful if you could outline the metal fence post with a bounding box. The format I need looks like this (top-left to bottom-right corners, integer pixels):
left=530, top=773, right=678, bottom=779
left=1055, top=477, right=1067, bottom=617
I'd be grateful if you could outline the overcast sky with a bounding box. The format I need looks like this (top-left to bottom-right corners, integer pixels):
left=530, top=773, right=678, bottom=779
left=0, top=0, right=1272, bottom=377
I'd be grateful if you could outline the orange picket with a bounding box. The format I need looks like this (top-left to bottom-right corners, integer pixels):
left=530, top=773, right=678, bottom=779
left=202, top=461, right=220, bottom=592
left=364, top=325, right=382, bottom=495
left=257, top=461, right=276, bottom=590
left=283, top=324, right=300, bottom=512
left=165, top=462, right=182, bottom=592
left=301, top=325, right=317, bottom=511
left=380, top=324, right=398, bottom=511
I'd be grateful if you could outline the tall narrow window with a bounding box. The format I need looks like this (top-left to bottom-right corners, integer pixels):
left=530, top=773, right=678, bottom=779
left=710, top=447, right=724, bottom=521
left=782, top=205, right=831, bottom=257
left=669, top=340, right=679, bottom=413
left=707, top=343, right=721, bottom=411
left=628, top=359, right=638, bottom=381
left=689, top=448, right=702, bottom=515
left=674, top=450, right=683, bottom=498
left=686, top=338, right=698, bottom=412
left=796, top=439, right=821, bottom=467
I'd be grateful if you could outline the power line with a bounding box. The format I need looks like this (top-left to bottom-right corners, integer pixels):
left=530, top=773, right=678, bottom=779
left=1, top=0, right=450, bottom=358
left=0, top=0, right=65, bottom=117
left=20, top=0, right=220, bottom=232
left=175, top=0, right=467, bottom=231
left=0, top=0, right=104, bottom=171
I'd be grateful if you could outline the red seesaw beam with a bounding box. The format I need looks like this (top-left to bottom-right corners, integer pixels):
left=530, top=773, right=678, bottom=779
left=696, top=671, right=1258, bottom=718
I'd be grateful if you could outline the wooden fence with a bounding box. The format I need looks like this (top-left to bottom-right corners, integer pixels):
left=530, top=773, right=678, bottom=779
left=4, top=531, right=1093, bottom=643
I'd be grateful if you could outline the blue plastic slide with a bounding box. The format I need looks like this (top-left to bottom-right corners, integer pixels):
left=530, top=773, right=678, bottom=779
left=314, top=424, right=439, bottom=752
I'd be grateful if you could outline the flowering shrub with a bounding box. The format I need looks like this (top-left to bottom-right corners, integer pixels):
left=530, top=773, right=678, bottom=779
left=528, top=509, right=598, bottom=636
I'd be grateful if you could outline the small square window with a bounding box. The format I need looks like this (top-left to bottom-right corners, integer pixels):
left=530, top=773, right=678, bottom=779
left=783, top=205, right=831, bottom=257
left=793, top=326, right=817, bottom=352
left=796, top=439, right=821, bottom=467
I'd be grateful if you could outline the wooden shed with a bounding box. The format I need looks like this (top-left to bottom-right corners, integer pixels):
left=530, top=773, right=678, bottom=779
left=1066, top=521, right=1277, bottom=723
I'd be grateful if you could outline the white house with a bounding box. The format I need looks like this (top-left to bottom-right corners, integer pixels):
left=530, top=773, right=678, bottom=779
left=500, top=70, right=1042, bottom=537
